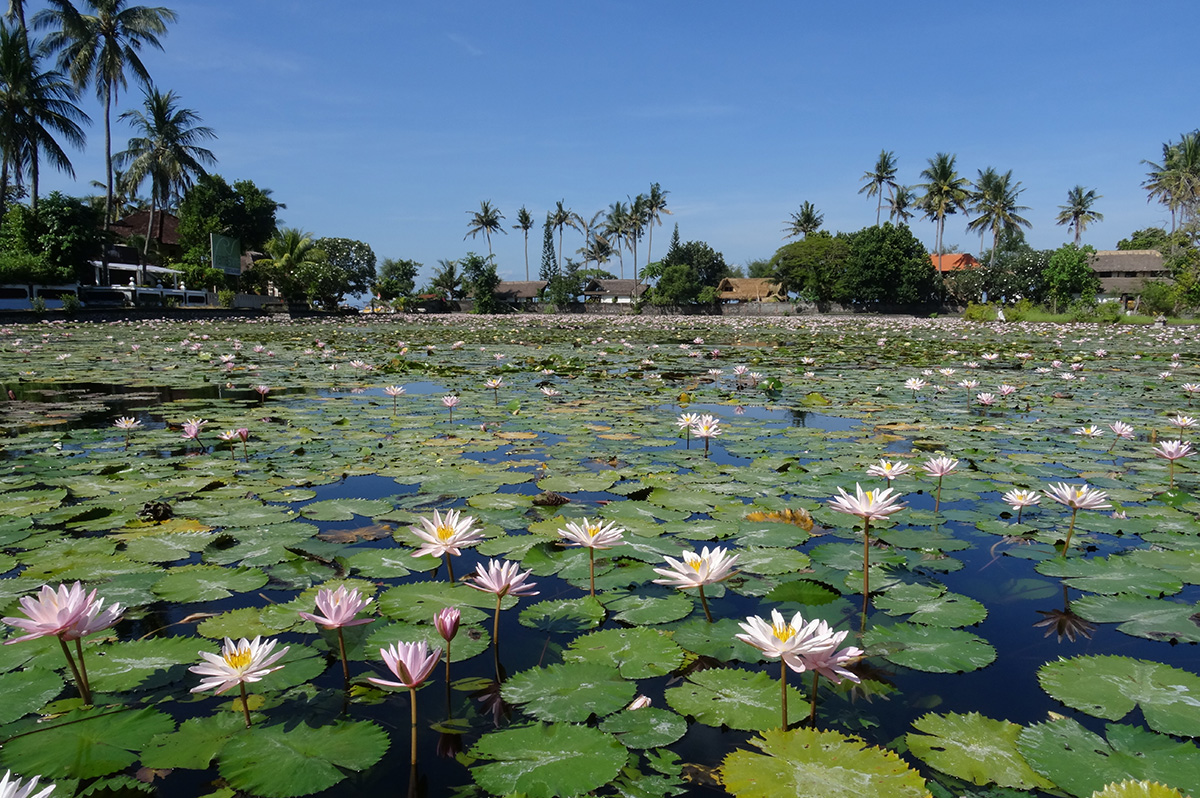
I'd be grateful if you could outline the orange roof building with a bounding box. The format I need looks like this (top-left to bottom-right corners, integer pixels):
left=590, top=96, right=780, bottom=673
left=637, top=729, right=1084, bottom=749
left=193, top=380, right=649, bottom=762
left=930, top=253, right=979, bottom=272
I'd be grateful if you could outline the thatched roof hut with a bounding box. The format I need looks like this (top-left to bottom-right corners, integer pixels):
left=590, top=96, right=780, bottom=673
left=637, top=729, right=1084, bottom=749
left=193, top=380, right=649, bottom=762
left=1090, top=250, right=1168, bottom=294
left=716, top=277, right=784, bottom=302
left=495, top=281, right=547, bottom=301
left=582, top=279, right=646, bottom=302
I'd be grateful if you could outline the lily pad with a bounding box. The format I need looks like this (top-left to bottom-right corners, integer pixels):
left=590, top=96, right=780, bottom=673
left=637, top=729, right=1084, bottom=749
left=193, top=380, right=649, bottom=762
left=502, top=662, right=634, bottom=722
left=1038, top=656, right=1200, bottom=737
left=863, top=623, right=996, bottom=673
left=598, top=707, right=687, bottom=749
left=0, top=707, right=174, bottom=779
left=563, top=627, right=685, bottom=679
left=665, top=667, right=804, bottom=731
left=470, top=722, right=627, bottom=798
left=906, top=712, right=1055, bottom=790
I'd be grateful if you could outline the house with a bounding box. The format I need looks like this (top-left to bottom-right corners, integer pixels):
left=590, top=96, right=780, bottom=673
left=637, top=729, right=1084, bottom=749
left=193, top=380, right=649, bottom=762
left=930, top=253, right=980, bottom=273
left=110, top=210, right=182, bottom=262
left=1090, top=250, right=1169, bottom=296
left=715, top=277, right=785, bottom=302
left=582, top=279, right=647, bottom=304
left=495, top=281, right=548, bottom=306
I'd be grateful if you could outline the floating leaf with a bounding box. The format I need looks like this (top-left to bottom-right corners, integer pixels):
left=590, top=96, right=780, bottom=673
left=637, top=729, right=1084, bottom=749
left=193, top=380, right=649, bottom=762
left=88, top=637, right=204, bottom=693
left=721, top=727, right=929, bottom=798
left=518, top=596, right=606, bottom=633
left=0, top=668, right=63, bottom=724
left=0, top=707, right=174, bottom=779
left=874, top=584, right=988, bottom=628
left=864, top=624, right=996, bottom=673
left=665, top=667, right=803, bottom=731
left=141, top=713, right=247, bottom=770
left=1091, top=781, right=1189, bottom=798
left=470, top=722, right=627, bottom=798
left=300, top=498, right=393, bottom=522
left=1017, top=718, right=1200, bottom=798
left=153, top=565, right=269, bottom=603
left=502, top=663, right=634, bottom=722
left=563, top=627, right=685, bottom=679
left=1039, top=656, right=1200, bottom=737
left=599, top=707, right=687, bottom=749
left=218, top=720, right=389, bottom=798
left=906, top=712, right=1055, bottom=790
left=606, top=591, right=695, bottom=625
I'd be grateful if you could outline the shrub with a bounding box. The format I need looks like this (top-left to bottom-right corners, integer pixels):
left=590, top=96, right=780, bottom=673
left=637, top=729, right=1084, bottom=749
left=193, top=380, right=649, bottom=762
left=1092, top=301, right=1124, bottom=323
left=60, top=294, right=81, bottom=314
left=1139, top=281, right=1176, bottom=316
left=218, top=289, right=236, bottom=308
left=962, top=302, right=995, bottom=322
left=30, top=295, right=46, bottom=312
left=1006, top=298, right=1035, bottom=321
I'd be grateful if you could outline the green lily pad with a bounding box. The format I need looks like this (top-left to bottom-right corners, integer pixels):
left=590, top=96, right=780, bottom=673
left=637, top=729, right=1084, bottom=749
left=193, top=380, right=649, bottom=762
left=0, top=707, right=174, bottom=779
left=1091, top=781, right=1190, bottom=798
left=153, top=565, right=269, bottom=603
left=218, top=720, right=389, bottom=798
left=1039, top=656, right=1200, bottom=737
left=721, top=727, right=930, bottom=798
left=518, top=596, right=606, bottom=633
left=563, top=627, right=685, bottom=679
left=1017, top=718, right=1200, bottom=798
left=1036, top=557, right=1183, bottom=597
left=502, top=662, right=634, bottom=722
left=874, top=583, right=988, bottom=628
left=606, top=591, right=695, bottom=625
left=142, top=713, right=248, bottom=770
left=665, top=667, right=803, bottom=731
left=299, top=498, right=393, bottom=522
left=598, top=707, right=687, bottom=749
left=1071, top=595, right=1200, bottom=643
left=0, top=668, right=64, bottom=724
left=376, top=581, right=493, bottom=626
left=470, top=722, right=627, bottom=798
left=906, top=712, right=1055, bottom=790
left=88, top=636, right=203, bottom=693
left=864, top=623, right=996, bottom=673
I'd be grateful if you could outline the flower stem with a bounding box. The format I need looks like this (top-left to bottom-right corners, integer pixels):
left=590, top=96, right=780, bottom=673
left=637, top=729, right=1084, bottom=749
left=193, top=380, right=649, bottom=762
left=58, top=637, right=90, bottom=705
left=409, top=686, right=419, bottom=766
left=861, top=518, right=872, bottom=632
left=493, top=596, right=503, bottom=680
left=444, top=554, right=455, bottom=584
left=588, top=549, right=596, bottom=597
left=337, top=627, right=349, bottom=684
left=1061, top=507, right=1079, bottom=555
left=780, top=658, right=788, bottom=730
left=934, top=477, right=943, bottom=513
left=239, top=682, right=252, bottom=728
left=698, top=585, right=713, bottom=623
left=74, top=638, right=91, bottom=700
left=809, top=672, right=821, bottom=728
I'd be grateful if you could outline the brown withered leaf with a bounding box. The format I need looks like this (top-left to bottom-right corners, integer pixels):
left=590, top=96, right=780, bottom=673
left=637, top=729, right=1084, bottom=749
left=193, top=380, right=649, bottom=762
left=743, top=507, right=814, bottom=531
left=317, top=523, right=393, bottom=543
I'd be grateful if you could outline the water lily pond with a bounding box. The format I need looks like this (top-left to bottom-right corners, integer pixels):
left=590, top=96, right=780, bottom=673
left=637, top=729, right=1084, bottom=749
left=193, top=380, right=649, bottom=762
left=1, top=313, right=1199, bottom=798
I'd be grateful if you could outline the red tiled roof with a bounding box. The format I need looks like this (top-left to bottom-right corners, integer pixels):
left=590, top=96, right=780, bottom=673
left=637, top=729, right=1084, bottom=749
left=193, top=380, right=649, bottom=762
left=930, top=253, right=979, bottom=272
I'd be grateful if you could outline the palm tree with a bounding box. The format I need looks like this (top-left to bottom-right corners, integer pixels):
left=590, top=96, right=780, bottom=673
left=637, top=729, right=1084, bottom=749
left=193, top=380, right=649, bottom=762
left=888, top=185, right=916, bottom=225
left=464, top=200, right=505, bottom=260
left=1143, top=132, right=1200, bottom=232
left=918, top=153, right=970, bottom=255
left=573, top=209, right=604, bottom=271
left=603, top=201, right=629, bottom=278
left=512, top=205, right=533, bottom=280
left=34, top=0, right=177, bottom=231
left=430, top=258, right=463, bottom=299
left=859, top=149, right=898, bottom=226
left=115, top=86, right=214, bottom=253
left=549, top=199, right=573, bottom=274
left=1056, top=186, right=1104, bottom=247
left=628, top=192, right=649, bottom=282
left=968, top=167, right=1002, bottom=256
left=782, top=201, right=823, bottom=239
left=255, top=227, right=323, bottom=301
left=643, top=182, right=671, bottom=265
left=966, top=168, right=1030, bottom=266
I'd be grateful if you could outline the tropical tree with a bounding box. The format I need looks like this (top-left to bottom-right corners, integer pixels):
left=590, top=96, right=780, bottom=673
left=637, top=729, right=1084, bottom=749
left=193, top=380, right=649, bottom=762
left=253, top=227, right=325, bottom=304
left=1143, top=132, right=1200, bottom=232
left=375, top=257, right=419, bottom=301
left=1056, top=185, right=1104, bottom=247
left=430, top=258, right=464, bottom=299
left=782, top=201, right=823, bottom=240
left=538, top=214, right=556, bottom=282
left=464, top=199, right=504, bottom=259
left=603, top=200, right=629, bottom=278
left=966, top=168, right=1031, bottom=266
left=512, top=205, right=533, bottom=280
left=548, top=199, right=572, bottom=274
left=859, top=149, right=898, bottom=226
left=115, top=86, right=214, bottom=253
left=573, top=208, right=604, bottom=270
left=918, top=152, right=970, bottom=256
left=34, top=0, right=177, bottom=229
left=888, top=185, right=916, bottom=226
left=0, top=24, right=87, bottom=216
left=628, top=192, right=648, bottom=281
left=461, top=251, right=500, bottom=314
left=643, top=182, right=670, bottom=265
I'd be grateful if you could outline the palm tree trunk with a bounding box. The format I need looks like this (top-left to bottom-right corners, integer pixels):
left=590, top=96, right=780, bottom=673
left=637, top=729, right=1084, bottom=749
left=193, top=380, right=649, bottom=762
left=523, top=231, right=529, bottom=281
left=1074, top=222, right=1081, bottom=247
left=647, top=224, right=654, bottom=266
left=30, top=146, right=38, bottom=212
left=144, top=196, right=156, bottom=257
left=876, top=192, right=882, bottom=226
left=557, top=228, right=563, bottom=274
left=102, top=85, right=114, bottom=285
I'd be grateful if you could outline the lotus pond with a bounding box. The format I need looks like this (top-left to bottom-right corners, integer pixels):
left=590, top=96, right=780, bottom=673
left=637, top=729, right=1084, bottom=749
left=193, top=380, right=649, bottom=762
left=1, top=313, right=1199, bottom=798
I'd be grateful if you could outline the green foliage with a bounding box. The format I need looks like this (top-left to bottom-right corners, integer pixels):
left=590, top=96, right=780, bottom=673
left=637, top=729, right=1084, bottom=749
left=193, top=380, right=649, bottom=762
left=218, top=721, right=390, bottom=798
left=375, top=257, right=420, bottom=300
left=769, top=232, right=849, bottom=301
left=1043, top=243, right=1099, bottom=311
left=1138, top=280, right=1176, bottom=315
left=59, top=293, right=80, bottom=314
left=1117, top=227, right=1175, bottom=252
left=1, top=194, right=102, bottom=281
left=470, top=723, right=628, bottom=798
left=29, top=294, right=45, bottom=312
left=0, top=250, right=70, bottom=283
left=314, top=237, right=375, bottom=297
left=177, top=175, right=280, bottom=267
left=647, top=238, right=730, bottom=305
left=840, top=222, right=940, bottom=305
left=543, top=258, right=582, bottom=308
left=539, top=215, right=557, bottom=282
left=962, top=302, right=997, bottom=322
left=907, top=712, right=1054, bottom=791
left=217, top=288, right=235, bottom=308
left=462, top=252, right=501, bottom=313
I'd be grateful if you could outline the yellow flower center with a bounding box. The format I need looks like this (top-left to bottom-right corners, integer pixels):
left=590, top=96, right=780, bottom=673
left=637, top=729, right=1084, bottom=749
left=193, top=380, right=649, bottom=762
left=436, top=524, right=455, bottom=541
left=687, top=558, right=703, bottom=572
left=772, top=621, right=796, bottom=642
left=587, top=525, right=601, bottom=538
left=224, top=646, right=252, bottom=670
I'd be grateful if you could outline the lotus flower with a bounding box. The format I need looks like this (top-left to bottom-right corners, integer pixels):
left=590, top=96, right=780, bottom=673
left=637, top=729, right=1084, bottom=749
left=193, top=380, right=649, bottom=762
left=1153, top=439, right=1195, bottom=488
left=558, top=519, right=626, bottom=596
left=411, top=509, right=483, bottom=582
left=1043, top=483, right=1111, bottom=553
left=828, top=484, right=905, bottom=629
left=0, top=770, right=55, bottom=798
left=190, top=636, right=289, bottom=726
left=653, top=546, right=739, bottom=623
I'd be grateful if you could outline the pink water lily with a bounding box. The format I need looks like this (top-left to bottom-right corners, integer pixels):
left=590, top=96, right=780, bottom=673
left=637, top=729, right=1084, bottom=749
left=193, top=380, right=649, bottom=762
left=190, top=636, right=289, bottom=727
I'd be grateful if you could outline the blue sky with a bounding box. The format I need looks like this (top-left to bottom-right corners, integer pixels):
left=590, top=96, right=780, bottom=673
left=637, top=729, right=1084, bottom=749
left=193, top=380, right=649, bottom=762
left=34, top=1, right=1200, bottom=285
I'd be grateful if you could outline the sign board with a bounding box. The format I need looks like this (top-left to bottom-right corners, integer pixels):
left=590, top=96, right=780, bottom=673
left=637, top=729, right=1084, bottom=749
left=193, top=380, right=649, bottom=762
left=211, top=234, right=241, bottom=275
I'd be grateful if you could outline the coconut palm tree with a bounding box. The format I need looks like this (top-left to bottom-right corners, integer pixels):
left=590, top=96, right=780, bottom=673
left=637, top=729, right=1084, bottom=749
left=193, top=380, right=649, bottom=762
left=918, top=152, right=970, bottom=255
left=1143, top=132, right=1200, bottom=232
left=115, top=86, right=214, bottom=253
left=1056, top=186, right=1104, bottom=247
left=512, top=205, right=533, bottom=280
left=255, top=227, right=324, bottom=301
left=628, top=192, right=649, bottom=282
left=0, top=24, right=87, bottom=216
left=968, top=167, right=1002, bottom=256
left=782, top=201, right=823, bottom=239
left=34, top=0, right=177, bottom=230
left=888, top=185, right=916, bottom=226
left=464, top=199, right=505, bottom=260
left=430, top=258, right=463, bottom=299
left=603, top=201, right=629, bottom=279
left=643, top=182, right=671, bottom=265
left=966, top=168, right=1030, bottom=266
left=573, top=209, right=604, bottom=271
left=549, top=199, right=573, bottom=274
left=859, top=149, right=898, bottom=226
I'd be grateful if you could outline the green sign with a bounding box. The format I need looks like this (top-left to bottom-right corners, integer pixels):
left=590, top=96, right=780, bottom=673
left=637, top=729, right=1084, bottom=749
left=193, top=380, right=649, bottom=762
left=211, top=234, right=241, bottom=275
